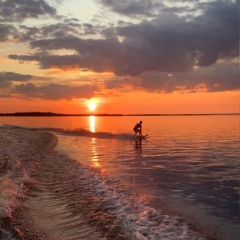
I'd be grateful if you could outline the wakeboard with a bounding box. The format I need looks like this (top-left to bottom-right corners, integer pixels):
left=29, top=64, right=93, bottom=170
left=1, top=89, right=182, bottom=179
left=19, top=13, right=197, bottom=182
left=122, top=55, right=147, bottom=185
left=136, top=134, right=148, bottom=140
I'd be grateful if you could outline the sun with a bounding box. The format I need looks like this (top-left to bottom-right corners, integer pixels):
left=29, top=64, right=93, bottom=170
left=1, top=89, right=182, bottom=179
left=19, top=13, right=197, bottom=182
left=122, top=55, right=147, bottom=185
left=87, top=99, right=97, bottom=112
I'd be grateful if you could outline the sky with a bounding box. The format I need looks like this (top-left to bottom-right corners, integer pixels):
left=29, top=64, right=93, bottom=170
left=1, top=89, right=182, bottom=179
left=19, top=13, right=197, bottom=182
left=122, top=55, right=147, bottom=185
left=0, top=0, right=239, bottom=114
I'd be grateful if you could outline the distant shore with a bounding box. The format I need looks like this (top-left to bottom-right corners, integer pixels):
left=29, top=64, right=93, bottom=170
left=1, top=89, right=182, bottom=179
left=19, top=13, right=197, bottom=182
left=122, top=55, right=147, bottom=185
left=0, top=111, right=239, bottom=117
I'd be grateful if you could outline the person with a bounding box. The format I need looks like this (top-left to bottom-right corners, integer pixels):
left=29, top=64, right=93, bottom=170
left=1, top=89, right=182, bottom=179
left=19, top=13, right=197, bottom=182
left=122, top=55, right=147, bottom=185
left=133, top=121, right=142, bottom=136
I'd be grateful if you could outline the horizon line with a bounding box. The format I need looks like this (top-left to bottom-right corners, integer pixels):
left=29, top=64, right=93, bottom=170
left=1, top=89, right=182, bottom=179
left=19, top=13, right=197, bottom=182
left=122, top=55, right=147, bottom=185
left=0, top=111, right=239, bottom=117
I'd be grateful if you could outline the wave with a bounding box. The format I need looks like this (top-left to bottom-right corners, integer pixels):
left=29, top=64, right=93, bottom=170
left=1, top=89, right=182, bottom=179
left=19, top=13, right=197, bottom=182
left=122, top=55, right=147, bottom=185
left=0, top=157, right=35, bottom=240
left=62, top=128, right=136, bottom=140
left=0, top=126, right=57, bottom=239
left=0, top=124, right=136, bottom=140
left=0, top=126, right=205, bottom=240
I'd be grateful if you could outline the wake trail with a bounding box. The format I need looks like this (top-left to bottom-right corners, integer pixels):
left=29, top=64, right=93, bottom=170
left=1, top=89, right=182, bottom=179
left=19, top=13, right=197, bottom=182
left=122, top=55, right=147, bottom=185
left=0, top=126, right=205, bottom=240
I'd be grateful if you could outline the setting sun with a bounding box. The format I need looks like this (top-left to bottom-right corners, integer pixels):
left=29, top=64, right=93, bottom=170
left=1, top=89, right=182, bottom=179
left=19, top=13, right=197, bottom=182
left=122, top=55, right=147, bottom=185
left=87, top=99, right=97, bottom=112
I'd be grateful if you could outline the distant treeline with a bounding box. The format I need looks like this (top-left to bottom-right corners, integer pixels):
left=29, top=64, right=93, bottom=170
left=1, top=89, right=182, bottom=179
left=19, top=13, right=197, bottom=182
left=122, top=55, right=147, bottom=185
left=0, top=112, right=123, bottom=116
left=0, top=112, right=65, bottom=116
left=0, top=112, right=238, bottom=117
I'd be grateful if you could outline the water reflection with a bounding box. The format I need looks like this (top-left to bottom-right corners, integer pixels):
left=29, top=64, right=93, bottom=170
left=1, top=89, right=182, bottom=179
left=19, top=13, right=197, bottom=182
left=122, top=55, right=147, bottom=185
left=89, top=115, right=95, bottom=132
left=135, top=138, right=142, bottom=157
left=91, top=138, right=100, bottom=167
left=89, top=116, right=100, bottom=167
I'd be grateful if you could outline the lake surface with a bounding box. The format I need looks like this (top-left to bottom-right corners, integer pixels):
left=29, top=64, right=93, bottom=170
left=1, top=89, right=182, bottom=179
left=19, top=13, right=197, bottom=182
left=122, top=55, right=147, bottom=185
left=0, top=115, right=239, bottom=240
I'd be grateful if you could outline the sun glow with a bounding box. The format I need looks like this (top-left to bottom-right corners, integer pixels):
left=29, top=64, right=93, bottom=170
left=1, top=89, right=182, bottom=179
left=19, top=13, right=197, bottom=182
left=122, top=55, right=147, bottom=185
left=87, top=98, right=97, bottom=112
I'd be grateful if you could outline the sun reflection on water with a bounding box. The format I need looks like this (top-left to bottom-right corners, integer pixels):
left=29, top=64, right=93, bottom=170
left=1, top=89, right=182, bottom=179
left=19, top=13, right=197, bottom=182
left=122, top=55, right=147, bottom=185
left=89, top=115, right=95, bottom=132
left=89, top=116, right=101, bottom=167
left=91, top=137, right=100, bottom=167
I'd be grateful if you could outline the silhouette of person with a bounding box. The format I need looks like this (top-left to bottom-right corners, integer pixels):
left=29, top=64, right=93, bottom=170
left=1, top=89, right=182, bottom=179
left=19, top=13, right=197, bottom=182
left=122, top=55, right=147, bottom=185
left=133, top=121, right=142, bottom=136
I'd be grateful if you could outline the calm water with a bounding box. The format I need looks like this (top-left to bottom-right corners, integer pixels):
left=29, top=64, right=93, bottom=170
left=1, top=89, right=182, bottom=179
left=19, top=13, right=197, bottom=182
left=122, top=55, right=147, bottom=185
left=0, top=115, right=239, bottom=239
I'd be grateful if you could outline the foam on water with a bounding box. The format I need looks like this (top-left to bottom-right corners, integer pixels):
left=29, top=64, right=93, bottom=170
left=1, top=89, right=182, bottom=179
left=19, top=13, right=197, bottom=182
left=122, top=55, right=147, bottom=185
left=0, top=142, right=34, bottom=218
left=0, top=157, right=33, bottom=240
left=67, top=163, right=205, bottom=240
left=1, top=124, right=135, bottom=140
left=63, top=127, right=136, bottom=140
left=0, top=126, right=57, bottom=239
left=0, top=125, right=206, bottom=239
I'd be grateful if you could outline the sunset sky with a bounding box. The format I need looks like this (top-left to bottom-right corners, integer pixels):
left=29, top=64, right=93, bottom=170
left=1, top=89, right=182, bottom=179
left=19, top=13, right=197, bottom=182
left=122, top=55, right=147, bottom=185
left=0, top=0, right=239, bottom=114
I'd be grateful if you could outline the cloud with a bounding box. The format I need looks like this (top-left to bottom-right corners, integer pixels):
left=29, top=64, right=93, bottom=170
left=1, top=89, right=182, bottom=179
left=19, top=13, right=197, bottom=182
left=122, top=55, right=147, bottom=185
left=12, top=0, right=236, bottom=74
left=0, top=81, right=12, bottom=88
left=13, top=82, right=100, bottom=100
left=191, top=0, right=238, bottom=66
left=105, top=61, right=239, bottom=93
left=9, top=37, right=124, bottom=71
left=182, top=62, right=239, bottom=92
left=0, top=24, right=17, bottom=41
left=0, top=0, right=57, bottom=22
left=0, top=71, right=34, bottom=83
left=0, top=71, right=100, bottom=100
left=99, top=0, right=235, bottom=19
left=0, top=93, right=12, bottom=98
left=99, top=0, right=162, bottom=17
left=6, top=0, right=239, bottom=94
left=115, top=1, right=238, bottom=72
left=19, top=19, right=84, bottom=42
left=8, top=53, right=89, bottom=70
left=104, top=76, right=140, bottom=90
left=144, top=61, right=240, bottom=93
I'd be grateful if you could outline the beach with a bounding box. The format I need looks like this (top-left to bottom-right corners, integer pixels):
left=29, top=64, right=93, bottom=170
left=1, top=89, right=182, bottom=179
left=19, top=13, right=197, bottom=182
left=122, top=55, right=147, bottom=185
left=0, top=126, right=208, bottom=240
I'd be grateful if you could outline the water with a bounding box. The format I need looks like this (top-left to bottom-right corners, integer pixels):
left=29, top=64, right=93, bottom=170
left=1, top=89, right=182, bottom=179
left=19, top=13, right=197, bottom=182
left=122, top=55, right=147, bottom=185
left=0, top=115, right=239, bottom=240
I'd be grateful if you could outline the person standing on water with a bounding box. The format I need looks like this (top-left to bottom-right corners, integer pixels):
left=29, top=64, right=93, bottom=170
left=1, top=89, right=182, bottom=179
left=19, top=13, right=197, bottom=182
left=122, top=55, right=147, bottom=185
left=133, top=121, right=142, bottom=136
